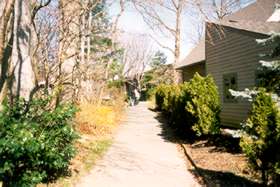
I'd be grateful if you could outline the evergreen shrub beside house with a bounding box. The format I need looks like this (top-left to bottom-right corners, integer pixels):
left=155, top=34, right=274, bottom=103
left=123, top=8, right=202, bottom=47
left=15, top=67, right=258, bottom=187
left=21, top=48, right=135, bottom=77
left=155, top=73, right=221, bottom=136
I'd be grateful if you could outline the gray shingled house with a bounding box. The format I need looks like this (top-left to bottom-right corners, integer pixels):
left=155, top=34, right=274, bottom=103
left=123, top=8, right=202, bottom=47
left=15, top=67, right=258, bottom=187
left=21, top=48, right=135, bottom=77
left=176, top=0, right=280, bottom=128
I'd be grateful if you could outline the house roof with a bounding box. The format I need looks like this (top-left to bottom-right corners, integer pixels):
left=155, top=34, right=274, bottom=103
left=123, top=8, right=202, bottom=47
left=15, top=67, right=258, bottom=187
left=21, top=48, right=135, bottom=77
left=175, top=39, right=205, bottom=69
left=224, top=0, right=280, bottom=22
left=176, top=0, right=280, bottom=69
left=219, top=20, right=280, bottom=35
left=220, top=0, right=280, bottom=34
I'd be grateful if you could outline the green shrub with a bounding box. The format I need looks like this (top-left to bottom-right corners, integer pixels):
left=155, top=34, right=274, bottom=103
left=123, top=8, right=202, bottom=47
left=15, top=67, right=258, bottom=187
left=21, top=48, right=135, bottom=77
left=163, top=84, right=178, bottom=113
left=145, top=87, right=157, bottom=100
left=161, top=85, right=173, bottom=112
left=168, top=84, right=190, bottom=130
left=185, top=73, right=221, bottom=136
left=155, top=84, right=171, bottom=111
left=154, top=73, right=221, bottom=136
left=0, top=98, right=78, bottom=186
left=239, top=89, right=280, bottom=185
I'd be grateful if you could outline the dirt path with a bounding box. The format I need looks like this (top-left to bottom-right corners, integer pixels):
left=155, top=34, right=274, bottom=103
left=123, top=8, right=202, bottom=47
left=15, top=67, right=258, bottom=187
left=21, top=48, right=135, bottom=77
left=77, top=102, right=199, bottom=187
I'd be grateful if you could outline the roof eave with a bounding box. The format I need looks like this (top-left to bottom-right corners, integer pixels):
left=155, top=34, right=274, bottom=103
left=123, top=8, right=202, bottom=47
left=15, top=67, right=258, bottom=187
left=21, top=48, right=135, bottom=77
left=175, top=60, right=206, bottom=70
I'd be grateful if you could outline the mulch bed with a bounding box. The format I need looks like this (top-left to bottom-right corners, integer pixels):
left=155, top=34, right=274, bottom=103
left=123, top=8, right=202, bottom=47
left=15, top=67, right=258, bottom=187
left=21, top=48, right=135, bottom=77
left=178, top=135, right=262, bottom=187
left=152, top=110, right=263, bottom=187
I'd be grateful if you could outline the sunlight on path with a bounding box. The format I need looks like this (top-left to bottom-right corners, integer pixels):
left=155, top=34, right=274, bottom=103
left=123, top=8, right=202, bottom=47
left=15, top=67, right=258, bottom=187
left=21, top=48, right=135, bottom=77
left=77, top=102, right=199, bottom=187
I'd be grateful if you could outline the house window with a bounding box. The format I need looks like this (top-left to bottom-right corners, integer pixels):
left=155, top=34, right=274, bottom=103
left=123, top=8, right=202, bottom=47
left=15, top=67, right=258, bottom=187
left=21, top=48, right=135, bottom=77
left=223, top=73, right=238, bottom=103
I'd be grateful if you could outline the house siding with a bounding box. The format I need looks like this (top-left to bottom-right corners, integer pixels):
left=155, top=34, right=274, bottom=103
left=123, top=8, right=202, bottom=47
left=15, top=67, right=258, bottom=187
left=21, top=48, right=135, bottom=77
left=206, top=25, right=268, bottom=128
left=182, top=62, right=206, bottom=82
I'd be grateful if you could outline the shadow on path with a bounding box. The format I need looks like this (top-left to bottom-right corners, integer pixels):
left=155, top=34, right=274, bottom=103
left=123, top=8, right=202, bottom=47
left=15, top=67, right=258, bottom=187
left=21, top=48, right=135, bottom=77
left=149, top=108, right=193, bottom=144
left=152, top=109, right=262, bottom=187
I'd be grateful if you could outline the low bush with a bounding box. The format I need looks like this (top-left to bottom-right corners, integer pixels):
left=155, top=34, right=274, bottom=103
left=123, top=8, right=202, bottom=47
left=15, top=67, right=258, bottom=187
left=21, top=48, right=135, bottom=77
left=154, top=73, right=221, bottom=136
left=0, top=98, right=78, bottom=187
left=239, top=88, right=280, bottom=185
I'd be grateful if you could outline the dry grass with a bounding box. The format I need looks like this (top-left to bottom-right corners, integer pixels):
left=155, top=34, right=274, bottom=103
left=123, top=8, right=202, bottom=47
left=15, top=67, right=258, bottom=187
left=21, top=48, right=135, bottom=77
left=42, top=92, right=126, bottom=187
left=76, top=104, right=120, bottom=136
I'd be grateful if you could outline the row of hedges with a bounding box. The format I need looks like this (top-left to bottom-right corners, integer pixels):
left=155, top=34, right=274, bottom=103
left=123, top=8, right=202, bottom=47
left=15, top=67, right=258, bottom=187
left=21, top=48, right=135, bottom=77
left=155, top=73, right=221, bottom=136
left=155, top=73, right=280, bottom=185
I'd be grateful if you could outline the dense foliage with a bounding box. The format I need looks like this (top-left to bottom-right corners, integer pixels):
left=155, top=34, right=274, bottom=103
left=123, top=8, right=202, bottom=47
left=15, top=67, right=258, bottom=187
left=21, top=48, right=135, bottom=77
left=149, top=51, right=167, bottom=69
left=155, top=73, right=221, bottom=136
left=155, top=84, right=172, bottom=111
left=256, top=33, right=280, bottom=96
left=239, top=89, right=280, bottom=185
left=0, top=98, right=78, bottom=186
left=186, top=74, right=221, bottom=136
left=230, top=33, right=280, bottom=185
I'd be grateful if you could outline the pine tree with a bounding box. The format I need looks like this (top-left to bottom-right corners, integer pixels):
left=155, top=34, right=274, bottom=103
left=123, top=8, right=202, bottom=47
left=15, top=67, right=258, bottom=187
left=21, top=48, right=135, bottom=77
left=256, top=33, right=280, bottom=97
left=230, top=33, right=280, bottom=185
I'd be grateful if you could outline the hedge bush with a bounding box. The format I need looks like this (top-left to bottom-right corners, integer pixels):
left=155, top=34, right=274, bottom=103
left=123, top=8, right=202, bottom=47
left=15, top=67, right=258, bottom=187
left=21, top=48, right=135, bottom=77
left=168, top=84, right=191, bottom=132
left=239, top=89, right=280, bottom=185
left=155, top=84, right=171, bottom=111
left=0, top=98, right=78, bottom=186
left=155, top=73, right=221, bottom=136
left=186, top=73, right=221, bottom=136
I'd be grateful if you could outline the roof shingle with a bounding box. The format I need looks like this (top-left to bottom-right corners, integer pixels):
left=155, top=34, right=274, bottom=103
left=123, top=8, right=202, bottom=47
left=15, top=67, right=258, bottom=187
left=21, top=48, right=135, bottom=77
left=176, top=0, right=280, bottom=69
left=175, top=39, right=205, bottom=69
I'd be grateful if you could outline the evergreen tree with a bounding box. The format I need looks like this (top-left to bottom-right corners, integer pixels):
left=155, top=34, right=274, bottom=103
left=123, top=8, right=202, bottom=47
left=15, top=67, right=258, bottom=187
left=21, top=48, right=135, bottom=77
left=141, top=51, right=173, bottom=99
left=256, top=33, right=280, bottom=97
left=149, top=51, right=167, bottom=69
left=230, top=33, right=280, bottom=185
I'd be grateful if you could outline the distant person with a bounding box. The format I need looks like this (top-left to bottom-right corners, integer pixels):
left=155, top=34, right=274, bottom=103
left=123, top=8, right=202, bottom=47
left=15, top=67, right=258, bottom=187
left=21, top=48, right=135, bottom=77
left=134, top=89, right=140, bottom=104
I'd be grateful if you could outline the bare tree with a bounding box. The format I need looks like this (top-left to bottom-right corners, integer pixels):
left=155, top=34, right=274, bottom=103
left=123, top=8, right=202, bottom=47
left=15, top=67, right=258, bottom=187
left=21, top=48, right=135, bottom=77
left=133, top=0, right=186, bottom=66
left=96, top=0, right=126, bottom=103
left=212, top=0, right=241, bottom=19
left=132, top=0, right=194, bottom=83
left=0, top=0, right=52, bottom=104
left=120, top=34, right=155, bottom=91
left=33, top=0, right=106, bottom=104
left=193, top=0, right=245, bottom=21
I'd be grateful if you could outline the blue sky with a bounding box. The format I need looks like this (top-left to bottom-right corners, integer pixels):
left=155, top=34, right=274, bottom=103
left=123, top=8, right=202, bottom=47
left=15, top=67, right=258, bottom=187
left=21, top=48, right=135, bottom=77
left=109, top=0, right=255, bottom=64
left=109, top=1, right=198, bottom=64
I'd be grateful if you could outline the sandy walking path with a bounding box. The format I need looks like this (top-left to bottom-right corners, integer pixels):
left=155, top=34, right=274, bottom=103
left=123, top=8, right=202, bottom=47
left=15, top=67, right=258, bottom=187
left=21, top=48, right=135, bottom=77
left=77, top=102, right=199, bottom=187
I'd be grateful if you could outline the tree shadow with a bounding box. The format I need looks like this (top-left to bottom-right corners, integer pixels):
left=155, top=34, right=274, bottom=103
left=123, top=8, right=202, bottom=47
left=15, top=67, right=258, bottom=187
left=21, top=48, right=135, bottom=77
left=189, top=167, right=262, bottom=187
left=153, top=108, right=242, bottom=154
left=153, top=110, right=241, bottom=154
left=148, top=107, right=158, bottom=112
left=153, top=111, right=195, bottom=144
left=180, top=144, right=261, bottom=187
left=191, top=134, right=241, bottom=154
left=153, top=111, right=260, bottom=186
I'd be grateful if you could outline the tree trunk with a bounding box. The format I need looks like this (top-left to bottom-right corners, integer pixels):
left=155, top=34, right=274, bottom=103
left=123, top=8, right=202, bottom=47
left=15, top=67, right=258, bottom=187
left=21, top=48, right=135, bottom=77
left=174, top=0, right=183, bottom=84
left=0, top=0, right=15, bottom=104
left=0, top=0, right=35, bottom=104
left=0, top=0, right=14, bottom=65
left=11, top=0, right=35, bottom=100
